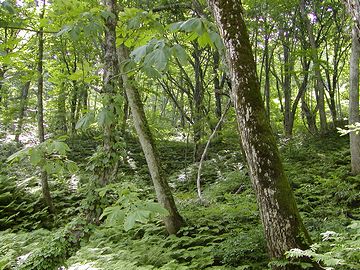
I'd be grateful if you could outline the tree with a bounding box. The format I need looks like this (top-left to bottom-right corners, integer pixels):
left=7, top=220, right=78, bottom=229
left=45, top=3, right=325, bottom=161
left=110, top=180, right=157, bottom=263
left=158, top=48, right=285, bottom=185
left=207, top=0, right=314, bottom=267
left=344, top=0, right=360, bottom=174
left=36, top=0, right=55, bottom=213
left=118, top=45, right=184, bottom=235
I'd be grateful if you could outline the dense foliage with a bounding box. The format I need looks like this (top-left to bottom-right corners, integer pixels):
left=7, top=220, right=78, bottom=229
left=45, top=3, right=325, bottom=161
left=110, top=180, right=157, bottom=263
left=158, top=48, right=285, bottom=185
left=1, top=0, right=360, bottom=269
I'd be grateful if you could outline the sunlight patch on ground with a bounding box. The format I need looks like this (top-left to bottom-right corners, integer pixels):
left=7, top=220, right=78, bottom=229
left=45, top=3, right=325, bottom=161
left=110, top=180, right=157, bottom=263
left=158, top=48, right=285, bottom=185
left=61, top=262, right=100, bottom=270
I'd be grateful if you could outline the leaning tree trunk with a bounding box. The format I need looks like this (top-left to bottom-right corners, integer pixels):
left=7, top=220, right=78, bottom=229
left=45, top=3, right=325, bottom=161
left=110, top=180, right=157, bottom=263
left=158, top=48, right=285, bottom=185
left=118, top=45, right=184, bottom=235
left=349, top=25, right=360, bottom=174
left=207, top=0, right=313, bottom=267
left=37, top=0, right=54, bottom=214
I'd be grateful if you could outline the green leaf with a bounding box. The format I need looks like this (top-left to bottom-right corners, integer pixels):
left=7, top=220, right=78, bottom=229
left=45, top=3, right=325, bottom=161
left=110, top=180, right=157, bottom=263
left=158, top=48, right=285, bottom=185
left=29, top=149, right=43, bottom=165
left=7, top=147, right=30, bottom=163
left=100, top=206, right=126, bottom=225
left=143, top=48, right=169, bottom=71
left=179, top=18, right=203, bottom=35
left=131, top=44, right=148, bottom=63
left=97, top=108, right=115, bottom=127
left=143, top=202, right=169, bottom=216
left=172, top=44, right=188, bottom=65
left=66, top=161, right=78, bottom=173
left=142, top=66, right=161, bottom=79
left=198, top=32, right=212, bottom=48
left=75, top=112, right=95, bottom=130
left=50, top=141, right=70, bottom=155
left=68, top=70, right=83, bottom=81
left=124, top=210, right=151, bottom=231
left=55, top=25, right=72, bottom=37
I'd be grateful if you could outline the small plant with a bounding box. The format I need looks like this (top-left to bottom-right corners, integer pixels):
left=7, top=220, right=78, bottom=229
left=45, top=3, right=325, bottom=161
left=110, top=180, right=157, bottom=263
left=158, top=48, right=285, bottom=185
left=99, top=183, right=168, bottom=231
left=285, top=221, right=360, bottom=269
left=7, top=136, right=78, bottom=177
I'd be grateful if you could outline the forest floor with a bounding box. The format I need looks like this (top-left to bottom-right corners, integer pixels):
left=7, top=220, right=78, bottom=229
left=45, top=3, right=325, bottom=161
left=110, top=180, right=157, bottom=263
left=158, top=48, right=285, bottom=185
left=0, top=131, right=359, bottom=270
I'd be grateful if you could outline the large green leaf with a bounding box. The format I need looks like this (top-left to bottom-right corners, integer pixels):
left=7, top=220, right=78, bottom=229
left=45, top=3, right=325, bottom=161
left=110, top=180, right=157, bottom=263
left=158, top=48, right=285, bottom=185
left=143, top=202, right=169, bottom=216
left=75, top=112, right=95, bottom=130
left=29, top=149, right=43, bottom=165
left=97, top=108, right=115, bottom=127
left=172, top=44, right=188, bottom=65
left=131, top=44, right=148, bottom=63
left=124, top=210, right=151, bottom=231
left=143, top=47, right=169, bottom=71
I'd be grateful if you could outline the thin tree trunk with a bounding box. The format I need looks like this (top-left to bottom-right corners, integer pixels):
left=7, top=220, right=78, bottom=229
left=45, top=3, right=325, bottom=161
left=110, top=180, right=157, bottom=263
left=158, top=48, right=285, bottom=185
left=282, top=30, right=293, bottom=137
left=57, top=82, right=68, bottom=133
left=349, top=25, right=360, bottom=174
left=15, top=81, right=30, bottom=143
left=192, top=43, right=204, bottom=162
left=207, top=1, right=314, bottom=267
left=264, top=28, right=271, bottom=119
left=300, top=0, right=327, bottom=134
left=37, top=0, right=54, bottom=214
left=119, top=45, right=184, bottom=235
left=213, top=50, right=222, bottom=122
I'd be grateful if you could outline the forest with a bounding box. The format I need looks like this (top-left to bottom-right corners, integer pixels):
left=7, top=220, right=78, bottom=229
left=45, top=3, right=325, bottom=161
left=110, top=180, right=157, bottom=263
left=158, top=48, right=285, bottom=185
left=0, top=0, right=359, bottom=269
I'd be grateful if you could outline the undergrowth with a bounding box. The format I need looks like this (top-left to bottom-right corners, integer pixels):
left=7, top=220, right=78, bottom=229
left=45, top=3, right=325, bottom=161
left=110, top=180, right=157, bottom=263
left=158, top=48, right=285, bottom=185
left=1, top=133, right=359, bottom=269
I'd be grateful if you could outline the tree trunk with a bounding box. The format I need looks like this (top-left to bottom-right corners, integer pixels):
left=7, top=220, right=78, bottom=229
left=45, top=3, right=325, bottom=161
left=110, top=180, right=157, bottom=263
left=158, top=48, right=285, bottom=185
left=264, top=32, right=271, bottom=119
left=208, top=0, right=312, bottom=267
left=37, top=0, right=54, bottom=214
left=192, top=43, right=204, bottom=162
left=56, top=82, right=68, bottom=134
left=349, top=25, right=360, bottom=174
left=300, top=0, right=327, bottom=134
left=15, top=81, right=30, bottom=143
left=119, top=45, right=184, bottom=235
left=213, top=50, right=222, bottom=122
left=282, top=30, right=293, bottom=137
left=100, top=0, right=120, bottom=186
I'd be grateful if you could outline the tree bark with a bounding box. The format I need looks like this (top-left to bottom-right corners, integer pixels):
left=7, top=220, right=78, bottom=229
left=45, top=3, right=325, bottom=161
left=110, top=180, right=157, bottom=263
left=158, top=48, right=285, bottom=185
left=118, top=45, right=184, bottom=235
left=282, top=29, right=293, bottom=137
left=349, top=25, right=360, bottom=174
left=37, top=0, right=55, bottom=214
left=100, top=0, right=120, bottom=186
left=207, top=0, right=312, bottom=267
left=15, top=81, right=30, bottom=143
left=56, top=82, right=68, bottom=134
left=192, top=42, right=204, bottom=162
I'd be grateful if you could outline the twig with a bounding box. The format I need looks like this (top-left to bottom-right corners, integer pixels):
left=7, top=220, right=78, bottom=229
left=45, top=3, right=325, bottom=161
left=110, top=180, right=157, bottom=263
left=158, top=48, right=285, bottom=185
left=196, top=99, right=231, bottom=201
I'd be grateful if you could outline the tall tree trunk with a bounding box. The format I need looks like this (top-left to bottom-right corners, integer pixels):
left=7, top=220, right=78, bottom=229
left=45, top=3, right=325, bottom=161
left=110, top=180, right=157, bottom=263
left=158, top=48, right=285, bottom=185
left=15, top=81, right=30, bottom=143
left=69, top=81, right=78, bottom=134
left=37, top=0, right=54, bottom=214
left=300, top=0, right=327, bottom=134
left=349, top=25, right=360, bottom=174
left=282, top=30, right=293, bottom=137
left=213, top=50, right=222, bottom=122
left=119, top=45, right=184, bottom=235
left=192, top=43, right=204, bottom=162
left=100, top=0, right=119, bottom=186
left=56, top=82, right=68, bottom=134
left=264, top=32, right=271, bottom=119
left=207, top=0, right=313, bottom=267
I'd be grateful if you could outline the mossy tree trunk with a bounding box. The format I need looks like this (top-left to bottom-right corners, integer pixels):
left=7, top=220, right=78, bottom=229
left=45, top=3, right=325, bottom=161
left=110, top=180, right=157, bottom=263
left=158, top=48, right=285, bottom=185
left=118, top=45, right=184, bottom=235
left=100, top=0, right=119, bottom=186
left=208, top=0, right=313, bottom=267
